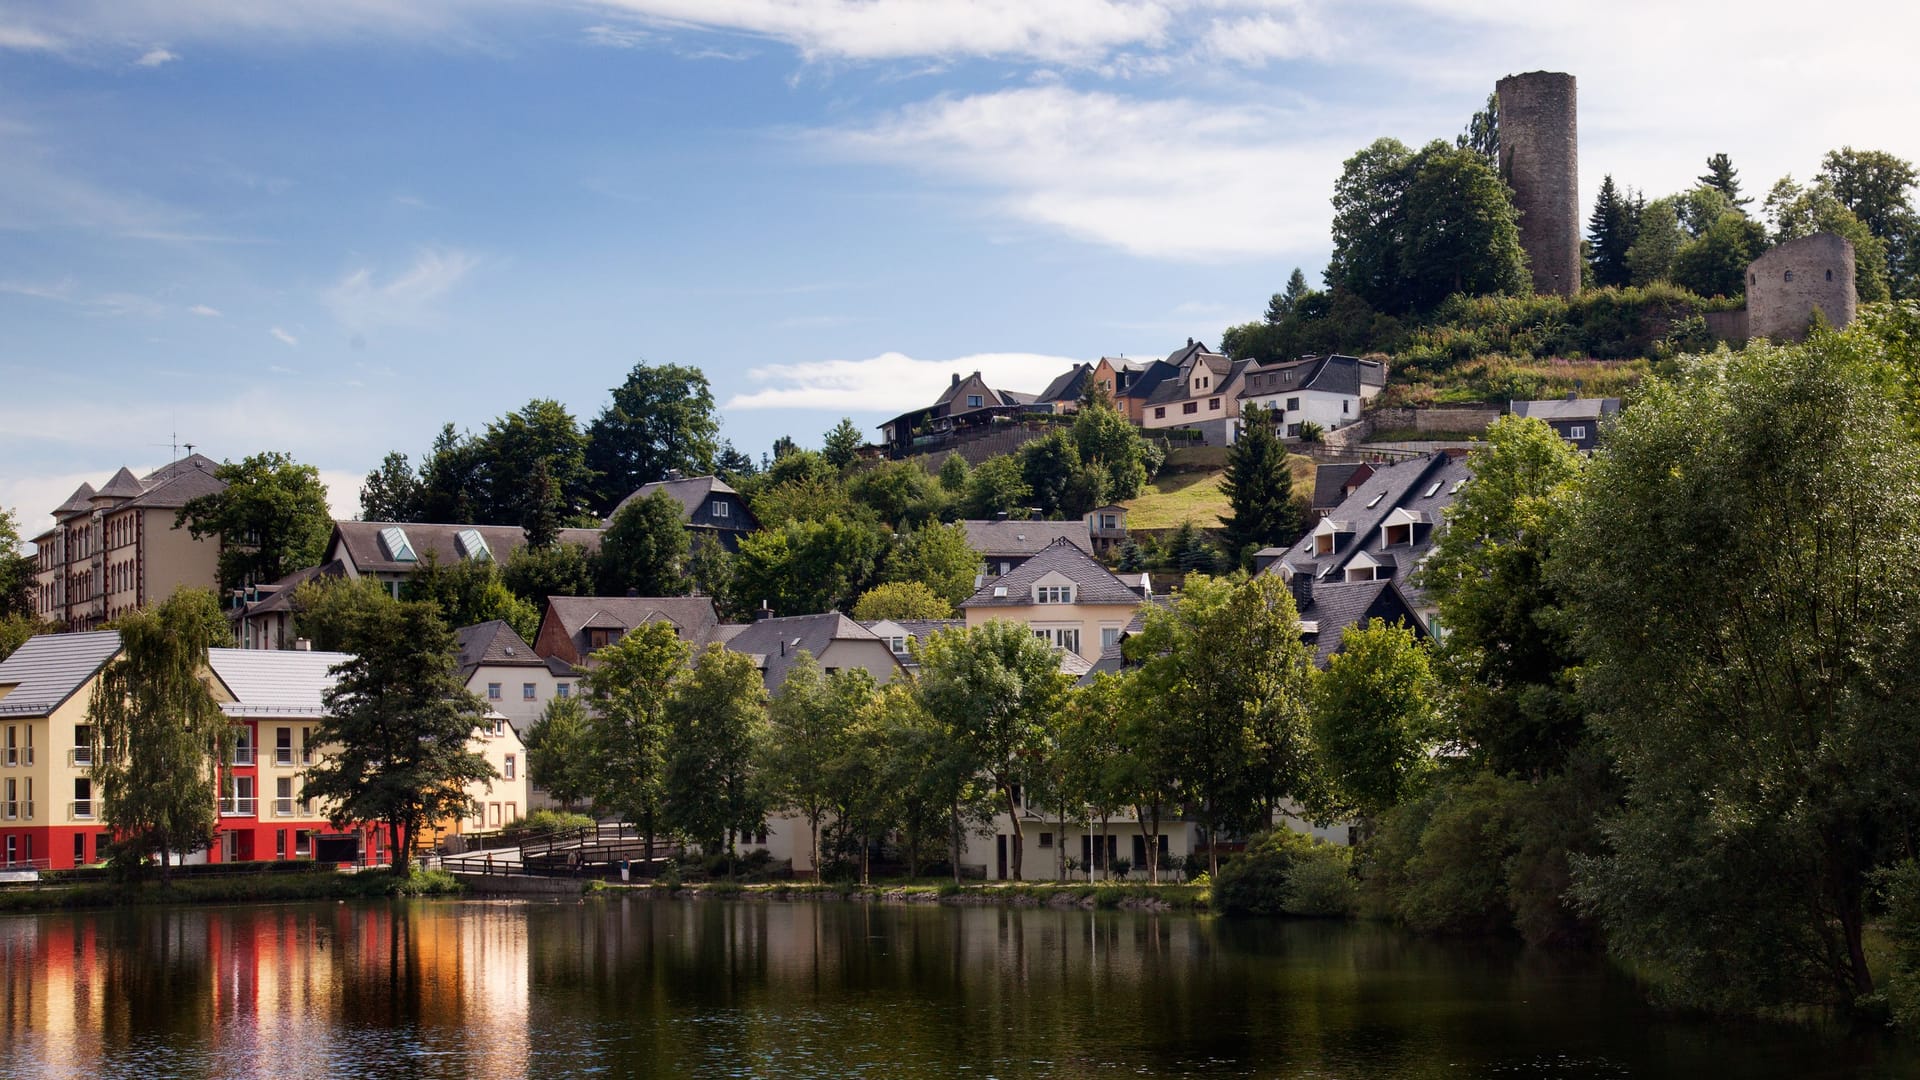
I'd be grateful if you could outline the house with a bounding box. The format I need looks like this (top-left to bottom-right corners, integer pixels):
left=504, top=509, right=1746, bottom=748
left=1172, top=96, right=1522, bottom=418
left=325, top=521, right=604, bottom=598
left=1031, top=363, right=1092, bottom=414
left=960, top=537, right=1150, bottom=665
left=29, top=454, right=227, bottom=632
left=856, top=618, right=963, bottom=673
left=961, top=519, right=1094, bottom=578
left=716, top=613, right=903, bottom=691
left=608, top=473, right=757, bottom=551
left=1264, top=451, right=1473, bottom=633
left=1238, top=354, right=1387, bottom=439
left=1309, top=462, right=1375, bottom=520
left=1085, top=505, right=1129, bottom=551
left=456, top=621, right=575, bottom=737
left=228, top=559, right=348, bottom=651
left=1510, top=396, right=1621, bottom=451
left=0, top=632, right=123, bottom=870
left=1137, top=340, right=1252, bottom=444
left=877, top=371, right=1037, bottom=458
left=531, top=595, right=723, bottom=670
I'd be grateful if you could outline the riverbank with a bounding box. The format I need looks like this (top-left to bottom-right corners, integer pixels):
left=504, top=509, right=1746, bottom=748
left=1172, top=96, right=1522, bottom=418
left=0, top=868, right=462, bottom=913
left=567, top=877, right=1213, bottom=911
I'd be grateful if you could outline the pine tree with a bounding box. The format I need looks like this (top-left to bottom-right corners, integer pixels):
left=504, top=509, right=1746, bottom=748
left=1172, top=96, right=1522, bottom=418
left=1266, top=268, right=1309, bottom=325
left=1587, top=175, right=1637, bottom=289
left=1219, top=405, right=1304, bottom=565
left=1698, top=153, right=1751, bottom=209
left=822, top=418, right=864, bottom=470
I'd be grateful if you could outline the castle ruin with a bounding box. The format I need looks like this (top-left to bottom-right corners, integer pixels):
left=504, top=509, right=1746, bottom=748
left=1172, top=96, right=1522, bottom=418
left=1496, top=71, right=1581, bottom=298
left=1745, top=232, right=1857, bottom=342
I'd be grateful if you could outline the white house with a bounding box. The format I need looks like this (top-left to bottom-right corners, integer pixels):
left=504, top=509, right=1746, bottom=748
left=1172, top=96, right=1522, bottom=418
left=1238, top=354, right=1386, bottom=439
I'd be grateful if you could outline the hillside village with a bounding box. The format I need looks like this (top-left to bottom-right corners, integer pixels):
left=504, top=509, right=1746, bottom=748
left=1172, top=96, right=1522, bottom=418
left=4, top=66, right=1920, bottom=1028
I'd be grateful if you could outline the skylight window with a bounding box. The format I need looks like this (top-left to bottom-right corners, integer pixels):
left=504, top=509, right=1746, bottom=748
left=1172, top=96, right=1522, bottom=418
left=1449, top=479, right=1465, bottom=494
left=1422, top=482, right=1442, bottom=498
left=1365, top=492, right=1384, bottom=509
left=455, top=528, right=492, bottom=562
left=378, top=526, right=417, bottom=563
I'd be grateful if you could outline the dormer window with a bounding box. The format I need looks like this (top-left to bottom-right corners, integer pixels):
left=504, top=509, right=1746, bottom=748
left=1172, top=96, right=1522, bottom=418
left=455, top=528, right=492, bottom=562
left=1035, top=585, right=1073, bottom=604
left=1380, top=507, right=1430, bottom=547
left=1312, top=518, right=1352, bottom=555
left=588, top=628, right=623, bottom=650
left=1567, top=425, right=1587, bottom=441
left=711, top=499, right=730, bottom=518
left=378, top=526, right=417, bottom=563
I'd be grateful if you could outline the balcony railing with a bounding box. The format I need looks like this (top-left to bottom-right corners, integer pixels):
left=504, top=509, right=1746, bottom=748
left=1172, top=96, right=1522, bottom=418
left=71, top=800, right=94, bottom=820
left=231, top=748, right=255, bottom=766
left=275, top=749, right=295, bottom=766
left=218, top=797, right=257, bottom=816
left=70, top=746, right=93, bottom=767
left=273, top=798, right=295, bottom=817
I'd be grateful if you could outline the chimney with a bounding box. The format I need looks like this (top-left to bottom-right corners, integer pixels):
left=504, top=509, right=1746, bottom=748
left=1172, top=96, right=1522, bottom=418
left=1287, top=568, right=1314, bottom=613
left=665, top=468, right=684, bottom=481
left=972, top=370, right=982, bottom=382
left=952, top=373, right=961, bottom=386
left=293, top=638, right=313, bottom=652
left=994, top=510, right=1009, bottom=522
left=1566, top=390, right=1578, bottom=401
left=756, top=601, right=774, bottom=621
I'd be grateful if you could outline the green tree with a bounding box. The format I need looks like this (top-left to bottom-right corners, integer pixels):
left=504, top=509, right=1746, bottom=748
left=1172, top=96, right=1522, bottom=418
left=0, top=614, right=54, bottom=662
left=1627, top=197, right=1685, bottom=286
left=847, top=461, right=943, bottom=529
left=416, top=424, right=485, bottom=524
left=914, top=621, right=1069, bottom=880
left=1219, top=405, right=1304, bottom=566
left=1312, top=619, right=1439, bottom=822
left=1020, top=429, right=1083, bottom=518
left=754, top=476, right=859, bottom=529
left=1762, top=177, right=1892, bottom=303
left=585, top=361, right=721, bottom=515
left=595, top=490, right=691, bottom=597
left=0, top=508, right=36, bottom=619
left=291, top=576, right=396, bottom=652
left=359, top=451, right=422, bottom=522
left=822, top=417, right=864, bottom=470
left=867, top=682, right=961, bottom=879
left=1327, top=137, right=1414, bottom=307
left=403, top=553, right=540, bottom=643
left=1266, top=268, right=1310, bottom=324
left=1675, top=185, right=1735, bottom=236
left=1071, top=399, right=1152, bottom=501
left=1670, top=211, right=1769, bottom=299
left=1818, top=147, right=1916, bottom=239
left=883, top=521, right=980, bottom=609
left=1418, top=415, right=1585, bottom=776
left=825, top=670, right=896, bottom=884
left=1456, top=92, right=1496, bottom=164
left=1586, top=174, right=1638, bottom=289
left=87, top=588, right=233, bottom=879
left=731, top=516, right=884, bottom=616
left=580, top=621, right=687, bottom=864
left=524, top=696, right=596, bottom=811
left=937, top=452, right=970, bottom=494
left=1561, top=335, right=1920, bottom=1012
left=961, top=455, right=1032, bottom=519
left=1697, top=153, right=1750, bottom=209
left=715, top=440, right=758, bottom=484
left=501, top=541, right=595, bottom=606
left=664, top=644, right=769, bottom=855
left=176, top=452, right=333, bottom=592
left=762, top=652, right=868, bottom=877
left=303, top=599, right=495, bottom=868
left=1131, top=574, right=1316, bottom=876
left=853, top=580, right=952, bottom=621
left=472, top=399, right=595, bottom=529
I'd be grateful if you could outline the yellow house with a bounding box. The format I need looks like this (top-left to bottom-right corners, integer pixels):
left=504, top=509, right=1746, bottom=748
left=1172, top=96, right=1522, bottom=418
left=959, top=538, right=1150, bottom=665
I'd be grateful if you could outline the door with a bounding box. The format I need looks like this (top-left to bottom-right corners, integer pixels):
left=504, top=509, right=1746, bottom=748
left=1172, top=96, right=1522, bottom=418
left=995, top=834, right=1008, bottom=880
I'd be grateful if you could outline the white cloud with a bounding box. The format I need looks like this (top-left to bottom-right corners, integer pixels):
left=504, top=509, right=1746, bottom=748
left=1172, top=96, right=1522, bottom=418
left=270, top=326, right=298, bottom=346
left=0, top=24, right=59, bottom=51
left=726, top=350, right=1084, bottom=413
left=1199, top=10, right=1333, bottom=66
left=583, top=23, right=652, bottom=48
left=324, top=247, right=480, bottom=330
left=826, top=86, right=1349, bottom=261
left=134, top=46, right=177, bottom=66
left=189, top=303, right=222, bottom=317
left=316, top=468, right=365, bottom=522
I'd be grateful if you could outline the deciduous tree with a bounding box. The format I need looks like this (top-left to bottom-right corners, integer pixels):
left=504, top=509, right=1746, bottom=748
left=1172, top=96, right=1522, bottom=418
left=580, top=621, right=687, bottom=864
left=1311, top=619, right=1440, bottom=822
left=853, top=580, right=952, bottom=621
left=882, top=521, right=980, bottom=609
left=176, top=452, right=333, bottom=592
left=664, top=645, right=768, bottom=855
left=524, top=696, right=595, bottom=811
left=586, top=361, right=721, bottom=514
left=595, top=490, right=690, bottom=597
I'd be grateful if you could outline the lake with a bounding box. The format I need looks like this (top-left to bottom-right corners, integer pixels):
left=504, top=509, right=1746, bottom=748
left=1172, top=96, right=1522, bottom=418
left=0, top=896, right=1913, bottom=1078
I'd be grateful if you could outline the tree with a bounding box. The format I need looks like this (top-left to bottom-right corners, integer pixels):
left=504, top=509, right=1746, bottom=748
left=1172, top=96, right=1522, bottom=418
left=87, top=588, right=233, bottom=879
left=303, top=599, right=494, bottom=868
left=524, top=696, right=595, bottom=811
left=853, top=580, right=952, bottom=621
left=1131, top=574, right=1316, bottom=876
left=1020, top=429, right=1083, bottom=518
left=1327, top=137, right=1414, bottom=306
left=1311, top=619, right=1439, bottom=822
left=473, top=399, right=595, bottom=529
left=1418, top=414, right=1585, bottom=776
left=1586, top=175, right=1638, bottom=289
left=1675, top=185, right=1735, bottom=237
left=1697, top=153, right=1750, bottom=209
left=664, top=644, right=768, bottom=855
left=1817, top=147, right=1916, bottom=240
left=1456, top=92, right=1497, bottom=164
left=962, top=455, right=1032, bottom=520
left=1560, top=335, right=1920, bottom=1012
left=403, top=553, right=539, bottom=643
left=1266, top=268, right=1310, bottom=325
left=869, top=682, right=969, bottom=879
left=359, top=451, right=422, bottom=522
left=416, top=424, right=485, bottom=524
left=762, top=652, right=867, bottom=877
left=0, top=508, right=36, bottom=619
left=826, top=681, right=898, bottom=885
left=585, top=361, right=721, bottom=515
left=291, top=576, right=396, bottom=652
left=914, top=621, right=1069, bottom=881
left=937, top=452, right=970, bottom=494
left=730, top=516, right=884, bottom=616
left=1071, top=399, right=1153, bottom=501
left=501, top=541, right=595, bottom=606
left=176, top=452, right=333, bottom=592
left=0, top=614, right=54, bottom=662
left=1219, top=405, right=1304, bottom=566
left=595, top=490, right=690, bottom=597
left=1671, top=211, right=1769, bottom=299
left=1627, top=197, right=1685, bottom=286
left=822, top=418, right=864, bottom=470
left=1763, top=176, right=1893, bottom=303
left=847, top=461, right=943, bottom=529
left=580, top=621, right=687, bottom=864
left=715, top=440, right=758, bottom=485
left=881, top=522, right=978, bottom=610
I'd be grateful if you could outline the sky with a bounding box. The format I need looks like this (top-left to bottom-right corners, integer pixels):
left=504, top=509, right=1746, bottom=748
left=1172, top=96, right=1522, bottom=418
left=4, top=0, right=1918, bottom=543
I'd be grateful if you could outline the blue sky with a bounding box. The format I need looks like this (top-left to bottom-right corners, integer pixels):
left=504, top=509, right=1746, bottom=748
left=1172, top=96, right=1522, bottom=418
left=4, top=0, right=1917, bottom=539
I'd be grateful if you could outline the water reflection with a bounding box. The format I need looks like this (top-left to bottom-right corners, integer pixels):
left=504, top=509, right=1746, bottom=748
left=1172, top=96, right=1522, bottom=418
left=0, top=897, right=1914, bottom=1078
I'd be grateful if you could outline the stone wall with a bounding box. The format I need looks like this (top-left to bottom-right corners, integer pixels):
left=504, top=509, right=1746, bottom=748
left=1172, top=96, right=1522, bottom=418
left=1703, top=308, right=1749, bottom=345
left=1747, top=232, right=1856, bottom=342
left=1367, top=405, right=1503, bottom=434
left=1496, top=71, right=1581, bottom=298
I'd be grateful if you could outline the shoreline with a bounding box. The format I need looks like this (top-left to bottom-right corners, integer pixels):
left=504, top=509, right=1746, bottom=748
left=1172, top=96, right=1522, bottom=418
left=576, top=877, right=1214, bottom=911
left=0, top=868, right=461, bottom=913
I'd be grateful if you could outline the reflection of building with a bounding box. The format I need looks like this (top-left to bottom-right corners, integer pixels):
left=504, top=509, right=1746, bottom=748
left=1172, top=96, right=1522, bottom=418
left=29, top=454, right=226, bottom=631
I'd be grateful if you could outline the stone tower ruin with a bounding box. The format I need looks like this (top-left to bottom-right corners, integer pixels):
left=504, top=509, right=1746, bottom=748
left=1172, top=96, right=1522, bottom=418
left=1496, top=71, right=1580, bottom=297
left=1746, top=232, right=1857, bottom=342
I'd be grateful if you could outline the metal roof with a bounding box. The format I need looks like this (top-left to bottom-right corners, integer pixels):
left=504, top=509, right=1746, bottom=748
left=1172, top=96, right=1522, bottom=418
left=205, top=648, right=349, bottom=718
left=0, top=632, right=122, bottom=717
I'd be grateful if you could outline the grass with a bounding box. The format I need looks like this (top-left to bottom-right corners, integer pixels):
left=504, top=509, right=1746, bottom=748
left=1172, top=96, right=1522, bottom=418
left=0, top=867, right=462, bottom=913
left=1124, top=454, right=1315, bottom=530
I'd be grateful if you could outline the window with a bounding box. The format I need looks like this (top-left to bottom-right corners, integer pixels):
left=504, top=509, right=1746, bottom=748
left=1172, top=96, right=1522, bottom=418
left=1033, top=627, right=1081, bottom=653
left=301, top=727, right=313, bottom=765
left=1039, top=832, right=1054, bottom=849
left=1568, top=425, right=1588, bottom=440
left=1182, top=402, right=1199, bottom=415
left=889, top=636, right=908, bottom=655
left=505, top=802, right=517, bottom=822
left=1784, top=269, right=1794, bottom=282
left=1208, top=397, right=1221, bottom=411
left=1035, top=585, right=1073, bottom=604
left=966, top=394, right=985, bottom=408
left=504, top=755, right=517, bottom=780
left=1286, top=423, right=1300, bottom=437
left=295, top=830, right=311, bottom=857
left=276, top=830, right=287, bottom=859
left=1343, top=400, right=1350, bottom=415
left=1101, top=627, right=1121, bottom=650
left=588, top=628, right=622, bottom=650
left=232, top=729, right=254, bottom=766
left=276, top=727, right=293, bottom=765
left=1100, top=514, right=1118, bottom=530
left=711, top=500, right=730, bottom=519
left=1286, top=397, right=1300, bottom=411
left=556, top=683, right=570, bottom=698
left=223, top=776, right=255, bottom=816
left=5, top=778, right=15, bottom=819
left=23, top=725, right=31, bottom=766
left=487, top=682, right=502, bottom=700
left=276, top=777, right=294, bottom=816
left=1153, top=407, right=1166, bottom=419
left=490, top=802, right=502, bottom=828
left=471, top=804, right=486, bottom=829
left=74, top=833, right=86, bottom=865
left=455, top=528, right=492, bottom=562
left=74, top=778, right=93, bottom=819
left=523, top=683, right=537, bottom=701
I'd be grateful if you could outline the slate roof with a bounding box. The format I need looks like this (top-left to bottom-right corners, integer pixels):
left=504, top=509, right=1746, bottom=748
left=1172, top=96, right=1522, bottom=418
left=455, top=620, right=547, bottom=676
left=54, top=483, right=97, bottom=518
left=1290, top=578, right=1425, bottom=665
left=1511, top=397, right=1622, bottom=422
left=962, top=538, right=1144, bottom=608
left=233, top=560, right=348, bottom=618
left=1241, top=354, right=1385, bottom=400
left=962, top=520, right=1094, bottom=559
left=331, top=521, right=604, bottom=575
left=1265, top=452, right=1472, bottom=612
left=610, top=474, right=744, bottom=524
left=1142, top=349, right=1233, bottom=408
left=1311, top=463, right=1373, bottom=512
left=1036, top=364, right=1091, bottom=405
left=717, top=612, right=896, bottom=690
left=539, top=595, right=723, bottom=651
left=0, top=632, right=122, bottom=717
left=121, top=464, right=226, bottom=510
left=206, top=648, right=349, bottom=718
left=94, top=467, right=145, bottom=500
left=858, top=618, right=964, bottom=644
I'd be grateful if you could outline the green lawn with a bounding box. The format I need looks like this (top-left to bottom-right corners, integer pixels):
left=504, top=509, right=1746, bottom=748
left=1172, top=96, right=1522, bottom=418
left=1124, top=454, right=1314, bottom=529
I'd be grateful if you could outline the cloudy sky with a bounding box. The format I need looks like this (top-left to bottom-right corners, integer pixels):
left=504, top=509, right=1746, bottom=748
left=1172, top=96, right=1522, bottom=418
left=4, top=0, right=1917, bottom=539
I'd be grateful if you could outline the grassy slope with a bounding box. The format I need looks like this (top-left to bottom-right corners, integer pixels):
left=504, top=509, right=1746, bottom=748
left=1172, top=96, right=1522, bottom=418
left=1124, top=451, right=1315, bottom=530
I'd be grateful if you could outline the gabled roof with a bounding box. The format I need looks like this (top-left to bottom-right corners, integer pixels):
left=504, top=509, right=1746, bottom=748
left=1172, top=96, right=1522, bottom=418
left=1035, top=364, right=1091, bottom=404
left=609, top=474, right=748, bottom=525
left=1266, top=452, right=1472, bottom=607
left=205, top=648, right=349, bottom=718
left=233, top=560, right=348, bottom=618
left=1117, top=359, right=1180, bottom=402
left=1141, top=345, right=1234, bottom=408
left=330, top=521, right=605, bottom=575
left=1291, top=579, right=1425, bottom=665
left=538, top=595, right=723, bottom=651
left=962, top=520, right=1093, bottom=559
left=858, top=618, right=964, bottom=643
left=1241, top=354, right=1383, bottom=400
left=0, top=632, right=122, bottom=717
left=717, top=612, right=896, bottom=689
left=962, top=537, right=1144, bottom=608
left=94, top=467, right=145, bottom=500
left=1511, top=397, right=1622, bottom=422
left=455, top=620, right=546, bottom=675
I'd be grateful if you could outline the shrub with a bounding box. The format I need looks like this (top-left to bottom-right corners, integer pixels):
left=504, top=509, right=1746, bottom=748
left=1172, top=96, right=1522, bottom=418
left=498, top=809, right=596, bottom=844
left=1212, top=828, right=1356, bottom=918
left=1881, top=860, right=1920, bottom=1027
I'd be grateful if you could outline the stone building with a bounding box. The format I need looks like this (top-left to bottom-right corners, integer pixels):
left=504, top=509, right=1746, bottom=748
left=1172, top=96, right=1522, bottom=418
left=1496, top=71, right=1581, bottom=298
left=1746, top=232, right=1857, bottom=342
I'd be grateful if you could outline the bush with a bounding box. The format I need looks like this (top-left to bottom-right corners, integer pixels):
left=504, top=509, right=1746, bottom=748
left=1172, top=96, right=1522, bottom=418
left=1881, top=860, right=1920, bottom=1028
left=1212, top=828, right=1356, bottom=918
left=498, top=809, right=596, bottom=845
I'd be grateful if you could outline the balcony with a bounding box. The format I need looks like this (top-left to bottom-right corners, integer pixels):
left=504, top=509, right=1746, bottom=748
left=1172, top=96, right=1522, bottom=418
left=70, top=746, right=93, bottom=767
left=218, top=797, right=257, bottom=816
left=71, top=800, right=93, bottom=820
left=231, top=748, right=256, bottom=766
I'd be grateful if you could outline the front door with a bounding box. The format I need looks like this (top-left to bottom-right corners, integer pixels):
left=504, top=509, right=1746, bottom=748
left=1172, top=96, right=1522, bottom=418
left=220, top=831, right=238, bottom=863
left=995, top=834, right=1008, bottom=880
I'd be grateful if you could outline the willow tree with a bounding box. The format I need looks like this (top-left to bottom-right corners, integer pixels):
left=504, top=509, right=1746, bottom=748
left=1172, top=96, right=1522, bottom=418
left=89, top=588, right=234, bottom=879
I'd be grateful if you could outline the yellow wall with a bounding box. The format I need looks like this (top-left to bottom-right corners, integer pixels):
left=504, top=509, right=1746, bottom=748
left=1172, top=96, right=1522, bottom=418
left=961, top=604, right=1139, bottom=664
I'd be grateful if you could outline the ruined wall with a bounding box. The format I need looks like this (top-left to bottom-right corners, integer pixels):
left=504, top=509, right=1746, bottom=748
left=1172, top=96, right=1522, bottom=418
left=1496, top=71, right=1581, bottom=298
left=1746, top=232, right=1856, bottom=342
